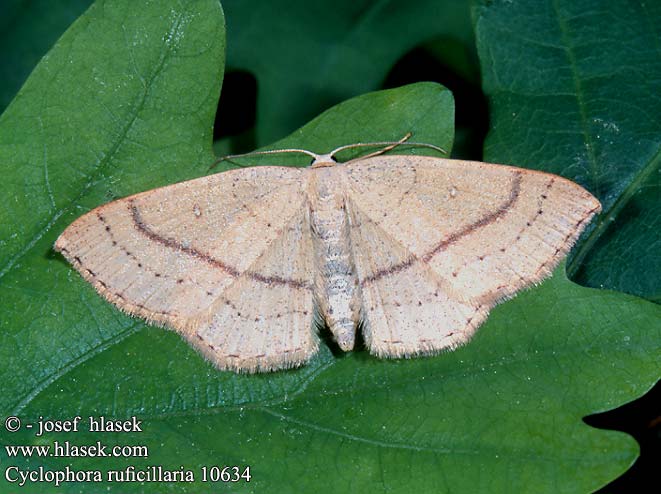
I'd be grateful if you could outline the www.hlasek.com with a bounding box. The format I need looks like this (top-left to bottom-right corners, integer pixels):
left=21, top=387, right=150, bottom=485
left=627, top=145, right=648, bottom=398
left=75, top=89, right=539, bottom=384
left=6, top=440, right=148, bottom=458
left=3, top=415, right=251, bottom=487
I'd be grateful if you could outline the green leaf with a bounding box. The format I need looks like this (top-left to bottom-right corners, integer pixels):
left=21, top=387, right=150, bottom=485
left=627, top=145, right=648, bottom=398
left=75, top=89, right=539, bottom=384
left=473, top=0, right=661, bottom=302
left=0, top=0, right=226, bottom=412
left=1, top=1, right=660, bottom=494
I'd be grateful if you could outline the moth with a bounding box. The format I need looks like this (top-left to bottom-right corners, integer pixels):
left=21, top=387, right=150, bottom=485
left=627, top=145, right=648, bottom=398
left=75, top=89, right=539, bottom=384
left=55, top=139, right=601, bottom=372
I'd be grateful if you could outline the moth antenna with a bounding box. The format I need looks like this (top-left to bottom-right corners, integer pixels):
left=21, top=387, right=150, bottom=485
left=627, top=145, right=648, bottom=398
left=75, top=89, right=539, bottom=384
left=208, top=134, right=448, bottom=171
left=329, top=133, right=412, bottom=158
left=329, top=133, right=448, bottom=163
left=209, top=148, right=320, bottom=171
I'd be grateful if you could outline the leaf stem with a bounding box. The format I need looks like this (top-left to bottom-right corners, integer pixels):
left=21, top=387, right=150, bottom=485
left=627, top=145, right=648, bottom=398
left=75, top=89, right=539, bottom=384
left=567, top=146, right=661, bottom=278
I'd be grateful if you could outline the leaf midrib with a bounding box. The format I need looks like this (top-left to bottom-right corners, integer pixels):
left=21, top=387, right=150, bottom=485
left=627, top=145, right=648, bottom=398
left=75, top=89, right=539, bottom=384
left=567, top=145, right=661, bottom=278
left=548, top=0, right=661, bottom=286
left=551, top=0, right=599, bottom=195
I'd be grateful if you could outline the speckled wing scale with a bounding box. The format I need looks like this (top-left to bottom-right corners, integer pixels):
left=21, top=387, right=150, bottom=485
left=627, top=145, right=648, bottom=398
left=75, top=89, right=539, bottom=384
left=55, top=167, right=317, bottom=372
left=342, top=156, right=600, bottom=357
left=55, top=149, right=601, bottom=373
